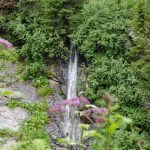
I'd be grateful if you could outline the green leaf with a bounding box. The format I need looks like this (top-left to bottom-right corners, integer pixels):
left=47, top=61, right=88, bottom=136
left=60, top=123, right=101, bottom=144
left=106, top=122, right=120, bottom=134
left=78, top=124, right=90, bottom=130
left=84, top=104, right=97, bottom=108
left=83, top=130, right=101, bottom=138
left=2, top=90, right=13, bottom=95
left=0, top=89, right=13, bottom=96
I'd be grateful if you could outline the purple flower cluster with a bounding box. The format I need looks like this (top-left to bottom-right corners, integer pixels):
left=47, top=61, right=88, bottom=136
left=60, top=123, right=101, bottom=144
left=61, top=97, right=80, bottom=106
left=83, top=107, right=108, bottom=115
left=49, top=96, right=90, bottom=113
left=49, top=104, right=65, bottom=113
left=49, top=96, right=108, bottom=124
left=0, top=38, right=13, bottom=49
left=61, top=96, right=90, bottom=106
left=92, top=107, right=108, bottom=114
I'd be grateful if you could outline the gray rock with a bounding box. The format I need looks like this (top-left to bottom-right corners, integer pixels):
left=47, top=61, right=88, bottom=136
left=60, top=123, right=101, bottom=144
left=0, top=106, right=28, bottom=131
left=8, top=82, right=41, bottom=102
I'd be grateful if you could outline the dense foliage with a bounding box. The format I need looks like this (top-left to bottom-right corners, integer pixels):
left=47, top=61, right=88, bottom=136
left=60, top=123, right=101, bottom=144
left=72, top=0, right=150, bottom=148
left=72, top=0, right=129, bottom=59
left=0, top=0, right=150, bottom=149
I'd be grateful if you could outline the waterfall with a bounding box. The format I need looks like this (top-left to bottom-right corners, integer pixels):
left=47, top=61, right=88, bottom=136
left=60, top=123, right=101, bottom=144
left=64, top=42, right=80, bottom=142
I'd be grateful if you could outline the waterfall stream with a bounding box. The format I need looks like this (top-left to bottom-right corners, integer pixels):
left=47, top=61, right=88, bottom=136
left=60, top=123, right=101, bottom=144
left=64, top=42, right=80, bottom=142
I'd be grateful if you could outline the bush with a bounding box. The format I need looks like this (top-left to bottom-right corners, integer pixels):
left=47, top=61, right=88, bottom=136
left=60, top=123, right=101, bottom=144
left=82, top=56, right=149, bottom=133
left=20, top=62, right=46, bottom=80
left=72, top=0, right=129, bottom=59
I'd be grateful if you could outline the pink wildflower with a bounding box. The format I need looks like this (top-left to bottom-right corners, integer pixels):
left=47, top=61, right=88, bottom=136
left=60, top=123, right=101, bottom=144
left=80, top=96, right=90, bottom=104
left=61, top=97, right=80, bottom=106
left=70, top=99, right=80, bottom=106
left=61, top=100, right=70, bottom=105
left=92, top=107, right=108, bottom=115
left=0, top=38, right=13, bottom=48
left=49, top=104, right=65, bottom=113
left=83, top=109, right=93, bottom=114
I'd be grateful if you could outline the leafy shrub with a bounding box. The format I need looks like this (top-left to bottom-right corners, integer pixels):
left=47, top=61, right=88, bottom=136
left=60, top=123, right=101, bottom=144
left=19, top=62, right=46, bottom=80
left=0, top=128, right=17, bottom=138
left=90, top=126, right=146, bottom=150
left=81, top=56, right=150, bottom=134
left=72, top=0, right=129, bottom=59
left=85, top=56, right=138, bottom=103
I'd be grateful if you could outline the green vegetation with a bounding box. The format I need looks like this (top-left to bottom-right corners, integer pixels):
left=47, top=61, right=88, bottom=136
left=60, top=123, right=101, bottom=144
left=33, top=76, right=53, bottom=97
left=0, top=0, right=150, bottom=149
left=0, top=0, right=85, bottom=79
left=38, top=86, right=53, bottom=97
left=72, top=0, right=150, bottom=148
left=0, top=48, right=18, bottom=62
left=72, top=0, right=129, bottom=59
left=8, top=139, right=52, bottom=150
left=32, top=76, right=49, bottom=88
left=0, top=128, right=18, bottom=138
left=6, top=99, right=51, bottom=150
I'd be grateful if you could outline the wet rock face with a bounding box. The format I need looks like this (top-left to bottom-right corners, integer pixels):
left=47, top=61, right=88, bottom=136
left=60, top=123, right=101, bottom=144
left=0, top=106, right=28, bottom=131
left=46, top=80, right=66, bottom=149
left=46, top=62, right=69, bottom=149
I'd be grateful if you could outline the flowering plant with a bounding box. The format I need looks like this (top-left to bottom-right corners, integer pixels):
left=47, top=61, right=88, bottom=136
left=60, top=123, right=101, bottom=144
left=49, top=93, right=134, bottom=150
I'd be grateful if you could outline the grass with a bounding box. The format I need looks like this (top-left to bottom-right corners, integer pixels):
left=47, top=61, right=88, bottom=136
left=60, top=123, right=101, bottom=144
left=37, top=86, right=53, bottom=97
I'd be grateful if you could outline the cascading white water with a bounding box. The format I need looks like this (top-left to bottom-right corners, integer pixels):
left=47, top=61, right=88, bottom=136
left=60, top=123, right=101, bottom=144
left=64, top=42, right=80, bottom=141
